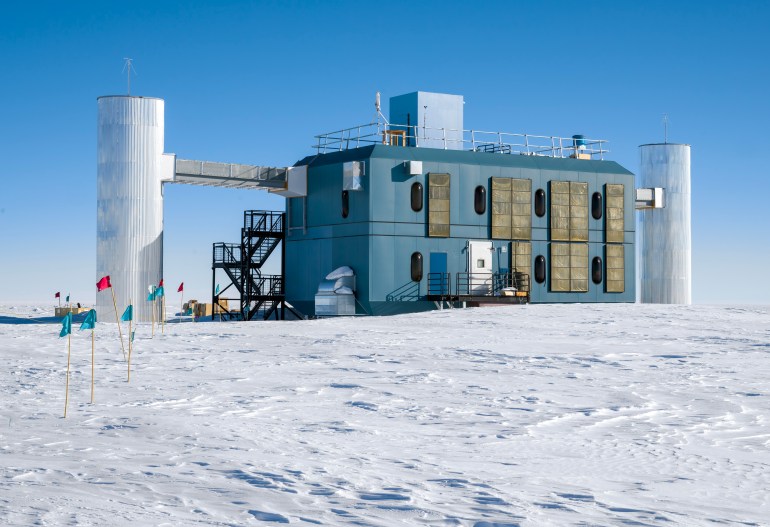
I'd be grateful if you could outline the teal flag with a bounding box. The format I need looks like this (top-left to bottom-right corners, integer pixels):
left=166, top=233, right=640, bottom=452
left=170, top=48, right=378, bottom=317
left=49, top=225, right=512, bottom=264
left=147, top=291, right=154, bottom=301
left=121, top=305, right=133, bottom=322
left=79, top=309, right=97, bottom=331
left=215, top=284, right=220, bottom=295
left=155, top=286, right=165, bottom=298
left=59, top=312, right=72, bottom=338
left=66, top=294, right=70, bottom=303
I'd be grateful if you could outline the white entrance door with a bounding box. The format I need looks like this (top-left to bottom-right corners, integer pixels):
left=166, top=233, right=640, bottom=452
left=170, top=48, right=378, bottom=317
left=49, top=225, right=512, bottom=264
left=468, top=240, right=493, bottom=295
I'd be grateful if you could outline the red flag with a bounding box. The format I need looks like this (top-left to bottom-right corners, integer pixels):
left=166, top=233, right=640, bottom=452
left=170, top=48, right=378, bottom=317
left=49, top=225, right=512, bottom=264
left=177, top=282, right=184, bottom=293
left=96, top=275, right=111, bottom=292
left=159, top=279, right=164, bottom=287
left=55, top=292, right=60, bottom=298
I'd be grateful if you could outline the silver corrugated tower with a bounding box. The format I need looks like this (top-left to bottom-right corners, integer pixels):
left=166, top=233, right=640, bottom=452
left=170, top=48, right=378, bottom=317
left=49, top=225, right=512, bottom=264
left=97, top=96, right=165, bottom=322
left=637, top=143, right=692, bottom=304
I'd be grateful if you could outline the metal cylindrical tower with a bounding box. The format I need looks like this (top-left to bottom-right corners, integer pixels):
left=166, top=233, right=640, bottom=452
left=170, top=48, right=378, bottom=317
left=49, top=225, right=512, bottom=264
left=637, top=143, right=691, bottom=304
left=97, top=96, right=165, bottom=322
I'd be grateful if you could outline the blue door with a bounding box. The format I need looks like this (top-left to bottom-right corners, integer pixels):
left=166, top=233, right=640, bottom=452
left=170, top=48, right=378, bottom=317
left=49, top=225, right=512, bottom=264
left=429, top=252, right=448, bottom=295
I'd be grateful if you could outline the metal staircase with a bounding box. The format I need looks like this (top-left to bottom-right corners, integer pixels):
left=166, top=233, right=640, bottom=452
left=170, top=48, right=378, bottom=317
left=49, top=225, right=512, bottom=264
left=212, top=210, right=295, bottom=320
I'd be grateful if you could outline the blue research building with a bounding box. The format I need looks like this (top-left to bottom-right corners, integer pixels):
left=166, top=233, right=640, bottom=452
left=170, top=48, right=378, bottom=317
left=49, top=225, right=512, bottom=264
left=283, top=91, right=635, bottom=316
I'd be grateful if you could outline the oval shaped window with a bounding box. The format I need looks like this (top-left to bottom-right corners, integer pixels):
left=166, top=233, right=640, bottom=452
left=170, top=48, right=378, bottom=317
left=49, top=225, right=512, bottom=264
left=411, top=252, right=423, bottom=282
left=535, top=189, right=546, bottom=217
left=592, top=256, right=603, bottom=284
left=592, top=192, right=603, bottom=220
left=474, top=185, right=486, bottom=215
left=535, top=255, right=546, bottom=284
left=341, top=190, right=349, bottom=218
left=411, top=182, right=423, bottom=212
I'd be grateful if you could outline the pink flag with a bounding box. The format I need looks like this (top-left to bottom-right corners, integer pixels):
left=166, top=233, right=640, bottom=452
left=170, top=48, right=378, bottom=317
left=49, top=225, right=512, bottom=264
left=159, top=279, right=164, bottom=287
left=96, top=275, right=111, bottom=292
left=177, top=282, right=184, bottom=293
left=55, top=292, right=60, bottom=298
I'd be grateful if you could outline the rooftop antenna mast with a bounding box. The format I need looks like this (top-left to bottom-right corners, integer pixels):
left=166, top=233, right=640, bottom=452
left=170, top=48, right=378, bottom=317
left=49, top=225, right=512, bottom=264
left=662, top=113, right=669, bottom=144
left=374, top=91, right=388, bottom=124
left=122, top=58, right=136, bottom=95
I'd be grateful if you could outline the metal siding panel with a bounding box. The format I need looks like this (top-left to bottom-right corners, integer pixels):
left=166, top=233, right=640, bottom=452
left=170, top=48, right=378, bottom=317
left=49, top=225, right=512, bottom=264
left=97, top=96, right=164, bottom=323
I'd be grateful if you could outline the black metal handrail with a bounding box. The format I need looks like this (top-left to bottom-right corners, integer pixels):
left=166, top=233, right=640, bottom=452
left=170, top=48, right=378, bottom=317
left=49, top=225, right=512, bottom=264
left=456, top=272, right=494, bottom=296
left=454, top=272, right=531, bottom=297
left=427, top=272, right=451, bottom=298
left=493, top=272, right=530, bottom=294
left=213, top=243, right=242, bottom=265
left=244, top=210, right=284, bottom=233
left=386, top=281, right=420, bottom=302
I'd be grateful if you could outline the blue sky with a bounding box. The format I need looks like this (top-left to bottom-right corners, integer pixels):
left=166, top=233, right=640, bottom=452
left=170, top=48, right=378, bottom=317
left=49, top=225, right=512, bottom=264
left=1, top=0, right=768, bottom=304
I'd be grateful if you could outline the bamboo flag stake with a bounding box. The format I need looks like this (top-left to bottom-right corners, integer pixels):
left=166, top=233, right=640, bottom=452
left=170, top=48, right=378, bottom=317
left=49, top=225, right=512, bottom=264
left=59, top=312, right=72, bottom=418
left=122, top=302, right=134, bottom=382
left=128, top=311, right=132, bottom=382
left=111, top=288, right=126, bottom=360
left=65, top=330, right=71, bottom=417
left=79, top=309, right=97, bottom=404
left=156, top=281, right=165, bottom=334
left=179, top=282, right=185, bottom=324
left=91, top=326, right=95, bottom=402
left=98, top=276, right=126, bottom=361
left=148, top=284, right=155, bottom=338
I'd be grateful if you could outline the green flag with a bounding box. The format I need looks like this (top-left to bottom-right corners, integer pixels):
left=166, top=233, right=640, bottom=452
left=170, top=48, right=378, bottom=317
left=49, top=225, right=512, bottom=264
left=215, top=284, right=220, bottom=295
left=79, top=309, right=97, bottom=331
left=121, top=305, right=133, bottom=322
left=59, top=312, right=72, bottom=338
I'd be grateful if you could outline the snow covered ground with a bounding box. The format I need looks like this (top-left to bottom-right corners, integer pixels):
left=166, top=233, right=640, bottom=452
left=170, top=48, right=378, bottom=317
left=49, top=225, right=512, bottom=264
left=1, top=303, right=768, bottom=526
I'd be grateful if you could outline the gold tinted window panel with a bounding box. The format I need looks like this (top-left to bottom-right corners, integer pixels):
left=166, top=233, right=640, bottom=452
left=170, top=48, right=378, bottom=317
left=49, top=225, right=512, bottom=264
left=511, top=241, right=531, bottom=274
left=569, top=182, right=588, bottom=241
left=492, top=178, right=531, bottom=240
left=550, top=243, right=571, bottom=292
left=428, top=173, right=450, bottom=238
left=549, top=181, right=570, bottom=241
left=606, top=243, right=625, bottom=293
left=605, top=183, right=624, bottom=244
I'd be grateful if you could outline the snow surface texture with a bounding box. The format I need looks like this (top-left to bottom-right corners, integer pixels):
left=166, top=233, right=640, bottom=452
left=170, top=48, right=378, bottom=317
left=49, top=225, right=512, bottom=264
left=1, top=303, right=768, bottom=526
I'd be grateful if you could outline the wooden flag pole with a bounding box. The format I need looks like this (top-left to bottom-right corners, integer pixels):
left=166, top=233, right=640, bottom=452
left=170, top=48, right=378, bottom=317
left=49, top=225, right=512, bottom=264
left=151, top=294, right=155, bottom=338
left=64, top=332, right=71, bottom=418
left=127, top=300, right=133, bottom=382
left=111, top=288, right=126, bottom=360
left=91, top=326, right=95, bottom=403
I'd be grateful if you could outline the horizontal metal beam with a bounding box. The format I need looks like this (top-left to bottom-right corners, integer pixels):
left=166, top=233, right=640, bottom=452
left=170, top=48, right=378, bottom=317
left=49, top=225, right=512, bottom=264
left=169, top=158, right=287, bottom=189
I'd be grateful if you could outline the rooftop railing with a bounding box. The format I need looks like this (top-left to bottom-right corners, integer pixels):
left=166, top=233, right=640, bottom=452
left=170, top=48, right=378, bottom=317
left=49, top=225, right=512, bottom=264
left=314, top=121, right=608, bottom=159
